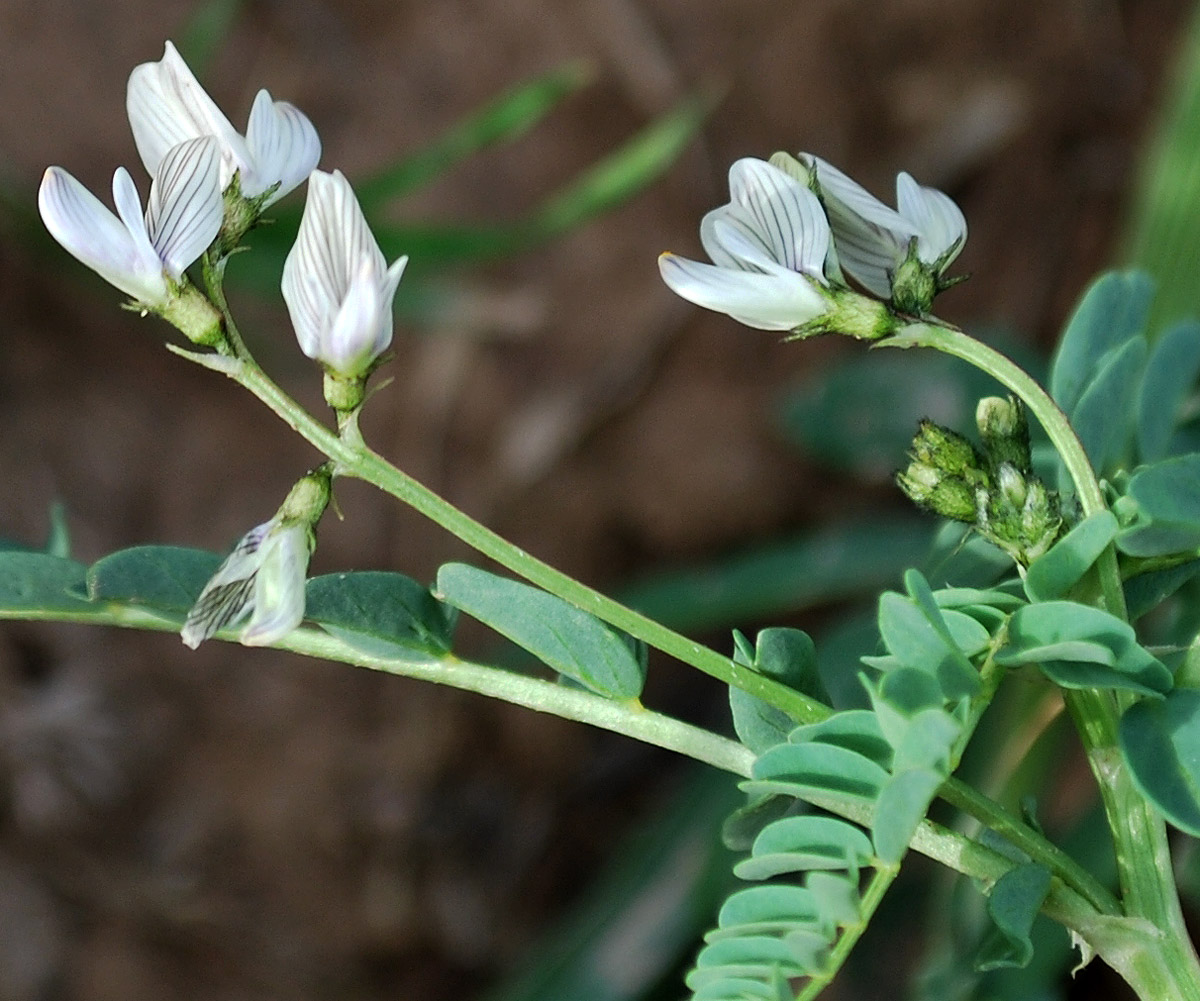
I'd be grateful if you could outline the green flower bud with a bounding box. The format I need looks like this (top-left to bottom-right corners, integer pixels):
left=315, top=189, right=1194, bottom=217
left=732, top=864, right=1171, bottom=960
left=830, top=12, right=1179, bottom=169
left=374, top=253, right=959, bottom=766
left=976, top=395, right=1032, bottom=474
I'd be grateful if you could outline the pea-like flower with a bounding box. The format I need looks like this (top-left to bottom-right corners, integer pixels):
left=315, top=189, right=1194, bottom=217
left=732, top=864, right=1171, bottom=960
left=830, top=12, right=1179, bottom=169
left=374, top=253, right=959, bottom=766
left=127, top=40, right=320, bottom=206
left=798, top=153, right=966, bottom=307
left=658, top=157, right=834, bottom=331
left=281, top=170, right=408, bottom=380
left=38, top=136, right=222, bottom=307
left=181, top=468, right=331, bottom=649
left=181, top=519, right=311, bottom=649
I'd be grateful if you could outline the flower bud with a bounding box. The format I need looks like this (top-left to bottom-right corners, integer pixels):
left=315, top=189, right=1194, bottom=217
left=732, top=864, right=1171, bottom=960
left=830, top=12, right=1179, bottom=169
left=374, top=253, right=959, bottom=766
left=976, top=395, right=1032, bottom=474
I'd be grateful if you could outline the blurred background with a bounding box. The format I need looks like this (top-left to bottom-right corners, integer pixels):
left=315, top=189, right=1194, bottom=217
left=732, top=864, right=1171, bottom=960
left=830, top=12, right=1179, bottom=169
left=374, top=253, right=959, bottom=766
left=0, top=0, right=1196, bottom=998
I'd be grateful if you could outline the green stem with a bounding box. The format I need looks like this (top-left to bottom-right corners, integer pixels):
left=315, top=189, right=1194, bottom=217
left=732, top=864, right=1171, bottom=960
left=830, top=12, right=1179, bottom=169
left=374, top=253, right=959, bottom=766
left=883, top=320, right=1125, bottom=616
left=0, top=599, right=754, bottom=778
left=211, top=356, right=831, bottom=723
left=885, top=317, right=1200, bottom=997
left=171, top=342, right=1120, bottom=918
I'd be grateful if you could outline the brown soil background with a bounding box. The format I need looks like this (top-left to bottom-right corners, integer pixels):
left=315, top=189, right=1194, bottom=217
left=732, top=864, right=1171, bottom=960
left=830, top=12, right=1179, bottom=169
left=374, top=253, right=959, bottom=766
left=0, top=1, right=1190, bottom=998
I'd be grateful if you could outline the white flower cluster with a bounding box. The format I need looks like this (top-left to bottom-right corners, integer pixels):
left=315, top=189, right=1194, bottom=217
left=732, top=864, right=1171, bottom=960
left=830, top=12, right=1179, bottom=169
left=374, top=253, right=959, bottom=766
left=39, top=40, right=407, bottom=382
left=37, top=43, right=413, bottom=648
left=659, top=152, right=967, bottom=330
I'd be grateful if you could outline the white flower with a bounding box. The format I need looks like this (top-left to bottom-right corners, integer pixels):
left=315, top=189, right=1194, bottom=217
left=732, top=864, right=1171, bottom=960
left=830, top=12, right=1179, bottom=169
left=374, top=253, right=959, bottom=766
left=658, top=157, right=833, bottom=331
left=38, top=136, right=222, bottom=307
left=800, top=154, right=966, bottom=299
left=181, top=518, right=311, bottom=649
left=127, top=40, right=320, bottom=205
left=281, top=170, right=408, bottom=377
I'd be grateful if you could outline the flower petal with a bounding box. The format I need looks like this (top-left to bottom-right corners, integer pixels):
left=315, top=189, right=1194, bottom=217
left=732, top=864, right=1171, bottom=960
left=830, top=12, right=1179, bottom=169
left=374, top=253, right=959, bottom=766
left=658, top=252, right=828, bottom=331
left=802, top=154, right=917, bottom=297
left=241, top=524, right=309, bottom=646
left=282, top=170, right=391, bottom=362
left=180, top=522, right=270, bottom=648
left=895, top=171, right=967, bottom=267
left=38, top=166, right=170, bottom=304
left=321, top=259, right=388, bottom=375
left=726, top=158, right=830, bottom=276
left=244, top=90, right=321, bottom=203
left=146, top=137, right=223, bottom=279
left=127, top=40, right=250, bottom=187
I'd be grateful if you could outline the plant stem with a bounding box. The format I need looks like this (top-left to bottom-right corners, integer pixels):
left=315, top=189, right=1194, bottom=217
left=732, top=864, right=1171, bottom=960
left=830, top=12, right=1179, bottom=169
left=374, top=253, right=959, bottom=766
left=886, top=317, right=1200, bottom=998
left=176, top=344, right=1123, bottom=916
left=220, top=358, right=831, bottom=723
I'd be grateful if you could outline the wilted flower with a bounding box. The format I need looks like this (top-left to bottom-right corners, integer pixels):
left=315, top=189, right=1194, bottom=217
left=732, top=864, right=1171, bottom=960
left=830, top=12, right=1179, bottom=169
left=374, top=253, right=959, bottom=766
left=797, top=153, right=966, bottom=310
left=181, top=468, right=331, bottom=649
left=38, top=136, right=222, bottom=308
left=281, top=170, right=408, bottom=382
left=127, top=40, right=320, bottom=206
left=658, top=157, right=834, bottom=331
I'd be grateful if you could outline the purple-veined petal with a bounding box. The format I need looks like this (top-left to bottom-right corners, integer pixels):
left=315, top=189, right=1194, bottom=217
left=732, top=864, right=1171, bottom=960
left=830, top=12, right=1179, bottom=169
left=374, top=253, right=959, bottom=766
left=244, top=90, right=321, bottom=203
left=127, top=40, right=251, bottom=188
left=726, top=158, right=830, bottom=276
left=180, top=522, right=271, bottom=649
left=802, top=153, right=917, bottom=297
left=895, top=172, right=967, bottom=267
left=38, top=166, right=169, bottom=305
left=146, top=137, right=223, bottom=279
left=282, top=170, right=403, bottom=373
left=658, top=253, right=828, bottom=331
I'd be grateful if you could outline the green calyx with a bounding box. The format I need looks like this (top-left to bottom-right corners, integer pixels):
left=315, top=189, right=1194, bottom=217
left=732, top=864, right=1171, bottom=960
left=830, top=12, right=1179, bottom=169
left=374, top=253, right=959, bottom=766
left=157, top=281, right=225, bottom=348
left=277, top=464, right=334, bottom=535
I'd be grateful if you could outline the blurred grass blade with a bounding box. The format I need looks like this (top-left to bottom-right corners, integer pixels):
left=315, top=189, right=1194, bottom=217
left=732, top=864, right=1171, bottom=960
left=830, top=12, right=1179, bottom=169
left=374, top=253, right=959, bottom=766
left=229, top=89, right=712, bottom=288
left=531, top=91, right=714, bottom=239
left=175, top=0, right=243, bottom=79
left=619, top=516, right=934, bottom=634
left=356, top=61, right=596, bottom=210
left=1122, top=1, right=1200, bottom=336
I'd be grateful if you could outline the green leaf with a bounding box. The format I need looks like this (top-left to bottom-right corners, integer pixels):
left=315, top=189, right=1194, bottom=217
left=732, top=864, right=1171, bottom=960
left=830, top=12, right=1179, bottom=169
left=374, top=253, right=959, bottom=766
left=872, top=768, right=944, bottom=865
left=1118, top=454, right=1200, bottom=557
left=1068, top=335, right=1146, bottom=475
left=0, top=552, right=91, bottom=614
left=999, top=601, right=1173, bottom=696
left=788, top=710, right=893, bottom=770
left=749, top=742, right=890, bottom=807
left=86, top=545, right=222, bottom=618
left=721, top=795, right=796, bottom=853
left=933, top=586, right=1026, bottom=612
left=1024, top=510, right=1119, bottom=602
left=804, top=870, right=860, bottom=927
left=1121, top=688, right=1200, bottom=836
left=1049, top=271, right=1153, bottom=415
left=306, top=572, right=456, bottom=661
left=355, top=61, right=594, bottom=210
left=734, top=815, right=874, bottom=880
left=1137, top=320, right=1200, bottom=461
left=436, top=563, right=644, bottom=699
left=976, top=863, right=1052, bottom=971
left=714, top=885, right=820, bottom=937
left=689, top=936, right=807, bottom=983
left=730, top=628, right=823, bottom=754
left=1125, top=559, right=1200, bottom=621
left=877, top=591, right=982, bottom=701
